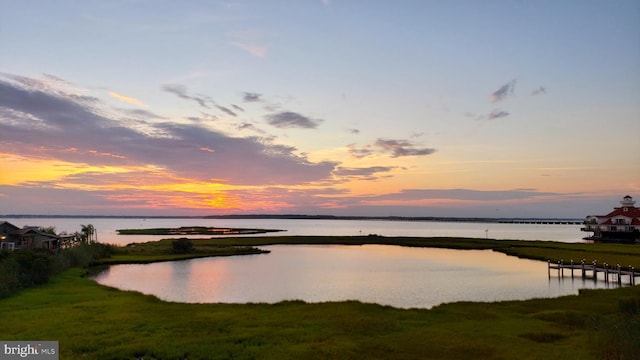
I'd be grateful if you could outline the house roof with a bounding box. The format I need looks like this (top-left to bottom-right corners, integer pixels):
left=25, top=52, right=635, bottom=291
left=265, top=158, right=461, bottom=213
left=0, top=221, right=20, bottom=230
left=13, top=227, right=60, bottom=239
left=603, top=206, right=640, bottom=219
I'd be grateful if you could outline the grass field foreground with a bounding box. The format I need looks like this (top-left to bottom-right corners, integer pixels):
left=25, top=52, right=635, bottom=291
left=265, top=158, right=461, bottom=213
left=1, top=236, right=639, bottom=359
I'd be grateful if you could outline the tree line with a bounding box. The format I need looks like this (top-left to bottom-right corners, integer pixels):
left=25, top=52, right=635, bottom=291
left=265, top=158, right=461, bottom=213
left=1, top=223, right=109, bottom=298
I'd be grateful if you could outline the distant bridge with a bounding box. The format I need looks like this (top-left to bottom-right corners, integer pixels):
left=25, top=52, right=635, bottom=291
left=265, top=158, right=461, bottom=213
left=497, top=220, right=582, bottom=225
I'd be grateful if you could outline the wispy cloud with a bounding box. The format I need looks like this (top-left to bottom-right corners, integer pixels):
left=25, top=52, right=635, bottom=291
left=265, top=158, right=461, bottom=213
left=232, top=42, right=267, bottom=58
left=333, top=166, right=396, bottom=180
left=109, top=91, right=146, bottom=107
left=348, top=139, right=436, bottom=158
left=265, top=111, right=323, bottom=129
left=229, top=29, right=268, bottom=58
left=243, top=92, right=262, bottom=102
left=347, top=143, right=374, bottom=159
left=163, top=84, right=240, bottom=118
left=162, top=84, right=210, bottom=108
left=237, top=121, right=267, bottom=134
left=120, top=108, right=164, bottom=119
left=491, top=79, right=516, bottom=103
left=370, top=188, right=560, bottom=202
left=216, top=105, right=237, bottom=117
left=531, top=86, right=546, bottom=96
left=374, top=139, right=436, bottom=157
left=487, top=109, right=510, bottom=120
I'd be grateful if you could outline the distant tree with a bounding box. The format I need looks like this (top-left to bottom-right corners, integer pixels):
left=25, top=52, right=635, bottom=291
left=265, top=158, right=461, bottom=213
left=38, top=226, right=57, bottom=236
left=80, top=224, right=97, bottom=243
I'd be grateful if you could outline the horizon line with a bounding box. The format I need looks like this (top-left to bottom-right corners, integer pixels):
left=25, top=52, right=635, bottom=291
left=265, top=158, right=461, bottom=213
left=0, top=214, right=584, bottom=222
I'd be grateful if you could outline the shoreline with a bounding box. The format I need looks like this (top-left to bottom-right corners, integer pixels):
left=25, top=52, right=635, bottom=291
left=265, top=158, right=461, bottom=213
left=96, top=235, right=640, bottom=275
left=1, top=236, right=638, bottom=358
left=1, top=214, right=584, bottom=224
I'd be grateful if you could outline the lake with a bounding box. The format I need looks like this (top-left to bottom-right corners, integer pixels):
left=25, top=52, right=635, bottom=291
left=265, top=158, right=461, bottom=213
left=1, top=217, right=587, bottom=245
left=93, top=244, right=612, bottom=309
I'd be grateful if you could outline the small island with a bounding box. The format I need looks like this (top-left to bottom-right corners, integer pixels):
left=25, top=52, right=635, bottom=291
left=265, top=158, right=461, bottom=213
left=116, top=226, right=285, bottom=236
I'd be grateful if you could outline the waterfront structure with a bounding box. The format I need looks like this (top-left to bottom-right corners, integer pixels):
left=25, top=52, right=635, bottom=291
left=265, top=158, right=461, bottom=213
left=582, top=195, right=640, bottom=243
left=0, top=221, right=61, bottom=251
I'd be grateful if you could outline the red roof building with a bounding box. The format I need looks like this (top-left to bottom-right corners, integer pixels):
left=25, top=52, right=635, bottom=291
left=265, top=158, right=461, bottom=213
left=582, top=195, right=640, bottom=243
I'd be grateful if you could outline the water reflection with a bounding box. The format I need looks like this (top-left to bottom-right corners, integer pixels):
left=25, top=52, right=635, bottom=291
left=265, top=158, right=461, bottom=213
left=2, top=217, right=588, bottom=246
left=94, top=245, right=613, bottom=308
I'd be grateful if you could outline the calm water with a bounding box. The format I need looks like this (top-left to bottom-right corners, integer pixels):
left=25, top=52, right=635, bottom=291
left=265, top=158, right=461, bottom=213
left=93, top=244, right=612, bottom=309
left=1, top=217, right=586, bottom=245
left=2, top=217, right=613, bottom=308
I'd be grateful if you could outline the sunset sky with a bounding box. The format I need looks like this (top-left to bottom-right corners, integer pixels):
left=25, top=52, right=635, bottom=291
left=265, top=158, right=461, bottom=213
left=1, top=1, right=639, bottom=218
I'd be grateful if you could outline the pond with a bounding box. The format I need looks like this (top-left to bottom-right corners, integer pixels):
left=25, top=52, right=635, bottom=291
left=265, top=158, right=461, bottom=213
left=93, top=245, right=613, bottom=308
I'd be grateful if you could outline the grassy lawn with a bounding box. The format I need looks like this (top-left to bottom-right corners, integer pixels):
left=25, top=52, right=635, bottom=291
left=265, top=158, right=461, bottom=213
left=1, top=236, right=639, bottom=359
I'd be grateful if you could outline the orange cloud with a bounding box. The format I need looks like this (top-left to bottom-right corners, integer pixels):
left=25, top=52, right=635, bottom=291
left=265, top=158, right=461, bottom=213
left=1, top=153, right=137, bottom=186
left=109, top=91, right=146, bottom=107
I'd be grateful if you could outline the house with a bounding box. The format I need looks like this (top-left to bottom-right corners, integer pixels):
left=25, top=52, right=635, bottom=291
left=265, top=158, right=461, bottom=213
left=581, top=195, right=640, bottom=243
left=0, top=221, right=62, bottom=251
left=0, top=221, right=20, bottom=251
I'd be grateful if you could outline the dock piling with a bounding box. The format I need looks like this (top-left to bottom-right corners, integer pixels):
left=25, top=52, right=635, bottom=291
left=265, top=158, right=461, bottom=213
left=570, top=259, right=574, bottom=278
left=548, top=259, right=638, bottom=286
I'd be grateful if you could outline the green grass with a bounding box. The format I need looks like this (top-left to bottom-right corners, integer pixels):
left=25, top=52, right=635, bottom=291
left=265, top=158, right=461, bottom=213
left=1, top=236, right=639, bottom=359
left=139, top=235, right=640, bottom=270
left=0, top=268, right=638, bottom=359
left=94, top=240, right=268, bottom=265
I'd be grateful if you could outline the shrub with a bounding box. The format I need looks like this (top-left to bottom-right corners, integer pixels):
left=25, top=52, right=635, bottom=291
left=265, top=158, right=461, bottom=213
left=171, top=238, right=194, bottom=254
left=0, top=243, right=114, bottom=298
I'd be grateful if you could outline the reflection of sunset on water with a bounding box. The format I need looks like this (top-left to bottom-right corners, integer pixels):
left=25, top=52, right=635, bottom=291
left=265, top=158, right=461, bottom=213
left=94, top=245, right=610, bottom=308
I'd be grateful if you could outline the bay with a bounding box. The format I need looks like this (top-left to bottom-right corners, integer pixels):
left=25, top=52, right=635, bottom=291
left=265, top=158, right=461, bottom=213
left=1, top=217, right=587, bottom=245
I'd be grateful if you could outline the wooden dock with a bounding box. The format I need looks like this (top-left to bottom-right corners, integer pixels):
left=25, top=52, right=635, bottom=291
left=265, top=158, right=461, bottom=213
left=548, top=259, right=638, bottom=285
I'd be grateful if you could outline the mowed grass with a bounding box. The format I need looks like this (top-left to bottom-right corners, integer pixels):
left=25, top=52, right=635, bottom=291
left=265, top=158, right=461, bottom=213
left=1, top=236, right=639, bottom=359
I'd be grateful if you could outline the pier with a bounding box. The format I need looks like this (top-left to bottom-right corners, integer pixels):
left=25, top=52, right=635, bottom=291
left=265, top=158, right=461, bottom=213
left=499, top=219, right=582, bottom=225
left=548, top=259, right=639, bottom=285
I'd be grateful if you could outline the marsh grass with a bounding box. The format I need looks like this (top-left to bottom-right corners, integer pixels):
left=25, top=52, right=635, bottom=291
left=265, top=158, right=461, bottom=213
left=96, top=239, right=268, bottom=265
left=1, top=236, right=639, bottom=359
left=158, top=235, right=640, bottom=270
left=1, top=269, right=638, bottom=359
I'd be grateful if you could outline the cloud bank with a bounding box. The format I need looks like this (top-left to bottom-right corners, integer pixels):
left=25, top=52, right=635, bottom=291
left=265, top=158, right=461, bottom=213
left=0, top=74, right=336, bottom=186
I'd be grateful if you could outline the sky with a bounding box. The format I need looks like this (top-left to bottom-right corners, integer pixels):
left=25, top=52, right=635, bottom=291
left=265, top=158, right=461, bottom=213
left=1, top=1, right=639, bottom=218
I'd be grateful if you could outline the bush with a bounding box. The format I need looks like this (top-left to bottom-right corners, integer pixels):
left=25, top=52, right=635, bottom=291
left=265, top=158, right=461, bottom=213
left=171, top=238, right=194, bottom=254
left=0, top=243, right=114, bottom=299
left=0, top=256, right=20, bottom=298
